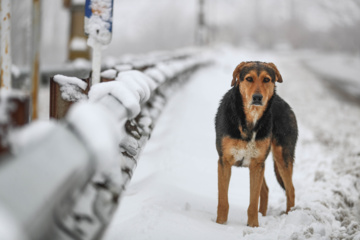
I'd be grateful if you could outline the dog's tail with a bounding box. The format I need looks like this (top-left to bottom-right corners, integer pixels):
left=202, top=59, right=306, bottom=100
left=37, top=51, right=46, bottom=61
left=274, top=162, right=285, bottom=190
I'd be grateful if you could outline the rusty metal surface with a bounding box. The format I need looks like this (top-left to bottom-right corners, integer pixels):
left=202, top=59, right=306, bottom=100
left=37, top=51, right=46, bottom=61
left=10, top=96, right=31, bottom=127
left=100, top=77, right=115, bottom=83
left=0, top=94, right=30, bottom=155
left=0, top=0, right=12, bottom=90
left=30, top=0, right=41, bottom=120
left=31, top=54, right=40, bottom=120
left=49, top=77, right=91, bottom=119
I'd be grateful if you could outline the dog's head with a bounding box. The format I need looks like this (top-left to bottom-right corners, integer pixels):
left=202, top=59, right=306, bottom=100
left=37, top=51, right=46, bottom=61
left=231, top=61, right=282, bottom=108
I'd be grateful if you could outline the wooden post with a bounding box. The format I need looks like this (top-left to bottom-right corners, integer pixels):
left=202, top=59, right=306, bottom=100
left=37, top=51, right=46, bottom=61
left=0, top=0, right=12, bottom=90
left=30, top=0, right=41, bottom=120
left=68, top=4, right=90, bottom=60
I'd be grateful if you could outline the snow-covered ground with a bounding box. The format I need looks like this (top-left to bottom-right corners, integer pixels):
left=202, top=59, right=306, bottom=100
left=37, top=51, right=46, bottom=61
left=302, top=52, right=360, bottom=103
left=102, top=48, right=360, bottom=240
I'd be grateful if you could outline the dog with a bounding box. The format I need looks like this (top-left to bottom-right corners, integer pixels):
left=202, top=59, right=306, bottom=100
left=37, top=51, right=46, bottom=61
left=215, top=61, right=298, bottom=227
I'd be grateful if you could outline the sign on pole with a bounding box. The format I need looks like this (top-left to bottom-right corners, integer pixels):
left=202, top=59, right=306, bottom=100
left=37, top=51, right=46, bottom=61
left=84, top=0, right=114, bottom=85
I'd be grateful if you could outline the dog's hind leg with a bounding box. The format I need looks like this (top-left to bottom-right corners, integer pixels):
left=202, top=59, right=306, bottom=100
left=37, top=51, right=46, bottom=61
left=247, top=160, right=265, bottom=227
left=259, top=177, right=269, bottom=216
left=272, top=143, right=295, bottom=213
left=217, top=158, right=231, bottom=224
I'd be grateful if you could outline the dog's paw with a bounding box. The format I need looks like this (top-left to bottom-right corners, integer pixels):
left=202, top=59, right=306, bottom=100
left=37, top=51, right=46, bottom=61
left=280, top=210, right=287, bottom=215
left=247, top=220, right=259, bottom=227
left=216, top=217, right=227, bottom=224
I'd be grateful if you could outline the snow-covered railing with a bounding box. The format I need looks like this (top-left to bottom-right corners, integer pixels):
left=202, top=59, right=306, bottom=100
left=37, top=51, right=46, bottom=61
left=50, top=48, right=205, bottom=119
left=0, top=49, right=210, bottom=240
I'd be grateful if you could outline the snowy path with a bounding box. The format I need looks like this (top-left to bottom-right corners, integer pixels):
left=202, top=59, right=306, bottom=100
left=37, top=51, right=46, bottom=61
left=103, top=48, right=360, bottom=240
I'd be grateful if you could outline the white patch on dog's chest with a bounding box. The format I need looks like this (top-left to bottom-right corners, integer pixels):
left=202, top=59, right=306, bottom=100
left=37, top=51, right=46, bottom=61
left=250, top=111, right=259, bottom=126
left=230, top=133, right=259, bottom=167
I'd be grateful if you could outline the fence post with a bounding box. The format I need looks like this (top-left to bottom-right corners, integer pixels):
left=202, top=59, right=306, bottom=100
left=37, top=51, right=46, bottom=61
left=49, top=76, right=91, bottom=119
left=30, top=0, right=42, bottom=120
left=66, top=2, right=90, bottom=60
left=0, top=0, right=12, bottom=90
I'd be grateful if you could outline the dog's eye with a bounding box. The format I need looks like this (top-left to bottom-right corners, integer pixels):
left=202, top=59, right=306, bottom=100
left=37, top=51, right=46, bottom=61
left=263, top=77, right=270, bottom=83
left=246, top=77, right=253, bottom=82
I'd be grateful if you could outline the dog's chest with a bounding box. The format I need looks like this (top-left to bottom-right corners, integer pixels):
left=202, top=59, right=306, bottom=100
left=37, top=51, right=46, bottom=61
left=230, top=133, right=259, bottom=167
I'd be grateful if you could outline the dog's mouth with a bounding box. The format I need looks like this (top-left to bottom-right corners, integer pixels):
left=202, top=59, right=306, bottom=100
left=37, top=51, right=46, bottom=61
left=251, top=101, right=263, bottom=106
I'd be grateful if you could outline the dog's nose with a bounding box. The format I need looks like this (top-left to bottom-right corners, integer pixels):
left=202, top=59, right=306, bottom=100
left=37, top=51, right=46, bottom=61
left=252, top=94, right=263, bottom=103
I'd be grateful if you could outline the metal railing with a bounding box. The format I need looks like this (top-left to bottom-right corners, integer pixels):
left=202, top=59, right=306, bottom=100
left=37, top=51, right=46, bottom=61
left=0, top=49, right=210, bottom=240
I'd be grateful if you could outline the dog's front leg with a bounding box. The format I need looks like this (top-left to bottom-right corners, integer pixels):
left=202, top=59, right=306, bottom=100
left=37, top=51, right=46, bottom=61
left=247, top=160, right=265, bottom=227
left=216, top=159, right=231, bottom=224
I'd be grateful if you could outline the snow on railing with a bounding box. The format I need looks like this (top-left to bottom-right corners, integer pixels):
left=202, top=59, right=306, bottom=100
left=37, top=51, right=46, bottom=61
left=0, top=49, right=211, bottom=240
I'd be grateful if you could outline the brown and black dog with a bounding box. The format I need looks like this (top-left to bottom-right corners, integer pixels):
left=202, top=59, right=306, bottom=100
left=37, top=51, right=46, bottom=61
left=215, top=61, right=298, bottom=227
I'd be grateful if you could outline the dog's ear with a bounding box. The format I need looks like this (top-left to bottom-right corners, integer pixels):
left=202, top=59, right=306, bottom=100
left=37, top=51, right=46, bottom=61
left=231, top=62, right=247, bottom=87
left=267, top=62, right=283, bottom=83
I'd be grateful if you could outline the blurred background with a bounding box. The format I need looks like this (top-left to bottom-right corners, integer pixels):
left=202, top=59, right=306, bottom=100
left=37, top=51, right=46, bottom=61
left=2, top=1, right=360, bottom=239
left=10, top=0, right=360, bottom=68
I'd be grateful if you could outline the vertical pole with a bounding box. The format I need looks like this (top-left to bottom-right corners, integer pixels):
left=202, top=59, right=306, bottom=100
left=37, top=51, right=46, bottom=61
left=196, top=0, right=206, bottom=46
left=91, top=41, right=102, bottom=85
left=0, top=0, right=12, bottom=90
left=30, top=0, right=41, bottom=120
left=84, top=0, right=114, bottom=85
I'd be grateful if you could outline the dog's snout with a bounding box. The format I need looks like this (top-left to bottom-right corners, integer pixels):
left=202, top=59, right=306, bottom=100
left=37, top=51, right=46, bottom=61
left=252, top=94, right=263, bottom=104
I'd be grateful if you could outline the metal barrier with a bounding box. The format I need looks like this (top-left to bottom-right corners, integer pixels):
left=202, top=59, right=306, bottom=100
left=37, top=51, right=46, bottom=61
left=0, top=50, right=210, bottom=240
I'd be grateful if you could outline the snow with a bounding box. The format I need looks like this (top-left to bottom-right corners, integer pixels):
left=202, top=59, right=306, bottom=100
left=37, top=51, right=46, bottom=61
left=72, top=58, right=92, bottom=69
left=89, top=69, right=161, bottom=119
left=137, top=116, right=152, bottom=135
left=89, top=81, right=141, bottom=119
left=302, top=53, right=360, bottom=84
left=101, top=69, right=117, bottom=79
left=302, top=53, right=360, bottom=99
left=0, top=204, right=27, bottom=240
left=144, top=68, right=167, bottom=84
left=53, top=74, right=88, bottom=102
left=69, top=37, right=88, bottom=51
left=103, top=48, right=360, bottom=240
left=11, top=65, right=21, bottom=79
left=0, top=92, right=11, bottom=124
left=114, top=64, right=133, bottom=72
left=53, top=75, right=87, bottom=90
left=72, top=0, right=86, bottom=5
left=66, top=102, right=124, bottom=185
left=116, top=70, right=152, bottom=103
left=8, top=120, right=57, bottom=154
left=0, top=89, right=28, bottom=124
left=155, top=62, right=177, bottom=79
left=85, top=0, right=113, bottom=46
